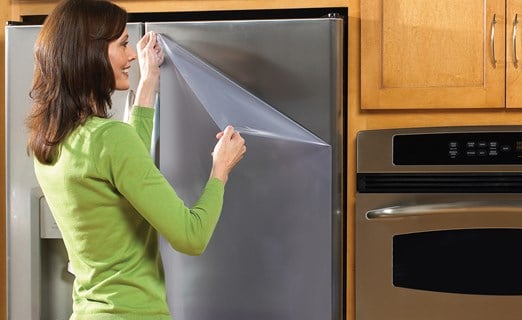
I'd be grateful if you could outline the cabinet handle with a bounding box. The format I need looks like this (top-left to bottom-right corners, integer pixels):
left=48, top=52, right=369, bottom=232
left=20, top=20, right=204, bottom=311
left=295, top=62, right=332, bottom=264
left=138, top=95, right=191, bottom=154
left=514, top=14, right=519, bottom=67
left=491, top=13, right=497, bottom=67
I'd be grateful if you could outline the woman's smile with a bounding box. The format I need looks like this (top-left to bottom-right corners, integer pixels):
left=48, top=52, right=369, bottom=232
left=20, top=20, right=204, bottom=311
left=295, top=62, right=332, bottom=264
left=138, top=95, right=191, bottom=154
left=108, top=28, right=137, bottom=90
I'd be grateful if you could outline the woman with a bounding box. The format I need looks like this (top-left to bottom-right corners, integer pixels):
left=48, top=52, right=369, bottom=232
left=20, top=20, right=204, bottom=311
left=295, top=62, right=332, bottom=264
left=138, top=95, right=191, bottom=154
left=26, top=0, right=246, bottom=319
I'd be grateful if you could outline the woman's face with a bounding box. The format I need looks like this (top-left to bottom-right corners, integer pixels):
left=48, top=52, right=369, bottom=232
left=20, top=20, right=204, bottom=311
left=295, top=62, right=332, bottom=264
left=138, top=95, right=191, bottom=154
left=108, top=27, right=137, bottom=90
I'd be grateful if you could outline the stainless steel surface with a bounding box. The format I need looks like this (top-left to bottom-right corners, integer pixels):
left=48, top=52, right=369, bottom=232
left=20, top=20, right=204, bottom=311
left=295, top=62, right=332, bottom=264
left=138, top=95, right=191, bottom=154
left=5, top=23, right=142, bottom=320
left=356, top=126, right=522, bottom=320
left=357, top=125, right=522, bottom=173
left=357, top=193, right=522, bottom=320
left=366, top=201, right=522, bottom=219
left=147, top=18, right=343, bottom=320
left=6, top=17, right=344, bottom=320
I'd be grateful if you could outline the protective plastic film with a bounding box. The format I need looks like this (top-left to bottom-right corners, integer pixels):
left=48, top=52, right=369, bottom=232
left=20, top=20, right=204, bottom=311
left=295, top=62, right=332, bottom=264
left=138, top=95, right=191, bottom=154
left=158, top=35, right=328, bottom=146
left=158, top=35, right=333, bottom=319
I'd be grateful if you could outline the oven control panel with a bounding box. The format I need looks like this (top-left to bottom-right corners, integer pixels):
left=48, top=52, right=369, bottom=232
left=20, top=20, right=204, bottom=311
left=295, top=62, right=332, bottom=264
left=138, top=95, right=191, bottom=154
left=394, top=132, right=522, bottom=165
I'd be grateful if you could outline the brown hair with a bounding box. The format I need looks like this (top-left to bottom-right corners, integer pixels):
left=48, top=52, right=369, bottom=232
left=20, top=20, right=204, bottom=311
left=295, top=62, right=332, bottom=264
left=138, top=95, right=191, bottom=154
left=27, top=0, right=128, bottom=164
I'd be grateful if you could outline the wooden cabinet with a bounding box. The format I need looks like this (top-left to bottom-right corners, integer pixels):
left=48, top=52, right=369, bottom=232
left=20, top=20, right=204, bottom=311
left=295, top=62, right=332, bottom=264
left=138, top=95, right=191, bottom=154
left=508, top=1, right=522, bottom=107
left=361, top=0, right=522, bottom=109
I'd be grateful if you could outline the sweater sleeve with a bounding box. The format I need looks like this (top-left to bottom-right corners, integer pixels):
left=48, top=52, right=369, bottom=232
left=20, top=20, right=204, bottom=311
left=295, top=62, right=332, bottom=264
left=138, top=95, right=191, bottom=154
left=96, top=119, right=224, bottom=255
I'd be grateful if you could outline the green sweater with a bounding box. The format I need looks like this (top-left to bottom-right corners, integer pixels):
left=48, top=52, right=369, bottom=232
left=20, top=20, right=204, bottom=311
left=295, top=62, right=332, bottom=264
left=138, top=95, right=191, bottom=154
left=34, top=106, right=224, bottom=319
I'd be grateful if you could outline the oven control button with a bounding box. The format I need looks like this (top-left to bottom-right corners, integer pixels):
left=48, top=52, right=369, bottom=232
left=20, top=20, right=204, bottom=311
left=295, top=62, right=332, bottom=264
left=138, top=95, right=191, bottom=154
left=478, top=141, right=487, bottom=148
left=501, top=145, right=512, bottom=152
left=477, top=149, right=487, bottom=156
left=449, top=141, right=458, bottom=148
left=449, top=150, right=458, bottom=158
left=489, top=141, right=498, bottom=148
left=466, top=150, right=476, bottom=156
left=466, top=141, right=476, bottom=148
left=489, top=150, right=498, bottom=156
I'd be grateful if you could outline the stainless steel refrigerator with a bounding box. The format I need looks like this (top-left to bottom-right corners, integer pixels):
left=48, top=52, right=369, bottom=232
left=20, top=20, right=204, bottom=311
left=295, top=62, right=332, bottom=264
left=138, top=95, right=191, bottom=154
left=5, top=23, right=143, bottom=320
left=6, top=15, right=344, bottom=320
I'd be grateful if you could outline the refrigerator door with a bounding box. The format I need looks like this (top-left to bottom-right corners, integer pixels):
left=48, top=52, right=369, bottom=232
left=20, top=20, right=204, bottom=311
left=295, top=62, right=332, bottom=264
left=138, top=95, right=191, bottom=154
left=5, top=23, right=143, bottom=320
left=147, top=18, right=343, bottom=320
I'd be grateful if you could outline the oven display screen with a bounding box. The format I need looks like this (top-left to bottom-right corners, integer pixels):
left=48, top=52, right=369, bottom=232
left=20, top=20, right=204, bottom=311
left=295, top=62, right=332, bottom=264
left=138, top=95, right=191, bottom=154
left=394, top=132, right=522, bottom=165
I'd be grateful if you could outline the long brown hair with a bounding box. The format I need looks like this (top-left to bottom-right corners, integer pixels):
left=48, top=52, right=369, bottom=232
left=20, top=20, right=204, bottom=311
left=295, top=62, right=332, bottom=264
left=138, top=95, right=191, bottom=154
left=27, top=0, right=128, bottom=164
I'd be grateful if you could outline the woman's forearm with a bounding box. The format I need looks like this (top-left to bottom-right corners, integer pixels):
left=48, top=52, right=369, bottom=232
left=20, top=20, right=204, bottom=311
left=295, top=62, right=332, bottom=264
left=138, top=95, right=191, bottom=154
left=134, top=78, right=158, bottom=109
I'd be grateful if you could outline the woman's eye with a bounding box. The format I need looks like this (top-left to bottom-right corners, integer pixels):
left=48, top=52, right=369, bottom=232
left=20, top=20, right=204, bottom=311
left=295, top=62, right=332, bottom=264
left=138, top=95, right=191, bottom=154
left=122, top=41, right=129, bottom=47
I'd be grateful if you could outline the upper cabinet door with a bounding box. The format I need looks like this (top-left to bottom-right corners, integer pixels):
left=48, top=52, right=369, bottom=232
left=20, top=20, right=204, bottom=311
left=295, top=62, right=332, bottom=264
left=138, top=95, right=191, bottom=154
left=507, top=0, right=522, bottom=108
left=361, top=0, right=505, bottom=109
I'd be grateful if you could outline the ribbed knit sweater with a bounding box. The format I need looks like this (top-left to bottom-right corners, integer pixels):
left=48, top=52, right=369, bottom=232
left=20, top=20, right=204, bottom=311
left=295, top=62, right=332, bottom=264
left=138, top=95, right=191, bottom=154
left=34, top=106, right=224, bottom=319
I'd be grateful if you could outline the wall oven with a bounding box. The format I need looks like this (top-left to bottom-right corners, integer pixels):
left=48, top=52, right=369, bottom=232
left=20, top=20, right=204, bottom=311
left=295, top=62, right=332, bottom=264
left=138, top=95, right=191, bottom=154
left=356, top=126, right=522, bottom=320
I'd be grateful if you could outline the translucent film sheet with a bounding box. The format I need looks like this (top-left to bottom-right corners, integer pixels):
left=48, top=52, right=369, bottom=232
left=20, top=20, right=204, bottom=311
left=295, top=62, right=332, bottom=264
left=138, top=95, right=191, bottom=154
left=158, top=35, right=328, bottom=146
left=157, top=34, right=333, bottom=320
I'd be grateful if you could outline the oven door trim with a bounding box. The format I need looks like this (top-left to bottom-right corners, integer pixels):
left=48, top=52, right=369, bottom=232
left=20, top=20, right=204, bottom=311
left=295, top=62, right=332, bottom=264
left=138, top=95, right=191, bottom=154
left=356, top=193, right=522, bottom=320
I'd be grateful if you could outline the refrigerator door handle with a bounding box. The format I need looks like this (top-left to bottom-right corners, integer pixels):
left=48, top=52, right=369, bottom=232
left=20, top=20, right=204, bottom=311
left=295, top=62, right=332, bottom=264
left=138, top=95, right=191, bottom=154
left=151, top=92, right=160, bottom=165
left=123, top=89, right=135, bottom=123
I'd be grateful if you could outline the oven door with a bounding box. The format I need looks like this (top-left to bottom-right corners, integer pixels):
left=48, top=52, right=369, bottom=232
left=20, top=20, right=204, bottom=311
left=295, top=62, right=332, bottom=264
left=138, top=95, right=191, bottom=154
left=356, top=193, right=522, bottom=320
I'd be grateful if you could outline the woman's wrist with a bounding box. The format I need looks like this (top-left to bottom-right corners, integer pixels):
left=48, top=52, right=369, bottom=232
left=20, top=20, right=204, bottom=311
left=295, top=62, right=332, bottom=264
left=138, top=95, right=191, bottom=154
left=134, top=78, right=159, bottom=108
left=209, top=167, right=228, bottom=185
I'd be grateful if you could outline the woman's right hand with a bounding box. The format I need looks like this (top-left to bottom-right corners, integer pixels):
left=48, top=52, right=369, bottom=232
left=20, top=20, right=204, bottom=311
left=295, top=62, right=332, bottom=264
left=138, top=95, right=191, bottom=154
left=137, top=31, right=164, bottom=83
left=210, top=126, right=246, bottom=184
left=134, top=31, right=164, bottom=108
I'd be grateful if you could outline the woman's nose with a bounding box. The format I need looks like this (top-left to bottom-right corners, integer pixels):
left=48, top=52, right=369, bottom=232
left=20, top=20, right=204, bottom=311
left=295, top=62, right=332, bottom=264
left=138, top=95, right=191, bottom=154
left=129, top=48, right=137, bottom=61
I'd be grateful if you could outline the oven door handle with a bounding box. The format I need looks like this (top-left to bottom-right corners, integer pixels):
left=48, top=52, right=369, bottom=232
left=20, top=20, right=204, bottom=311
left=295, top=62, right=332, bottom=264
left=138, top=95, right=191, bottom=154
left=366, top=201, right=522, bottom=220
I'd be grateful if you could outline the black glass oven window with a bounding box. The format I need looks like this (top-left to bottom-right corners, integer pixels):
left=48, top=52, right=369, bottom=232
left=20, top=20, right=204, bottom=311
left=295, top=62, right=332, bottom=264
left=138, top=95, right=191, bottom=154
left=393, top=229, right=522, bottom=295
